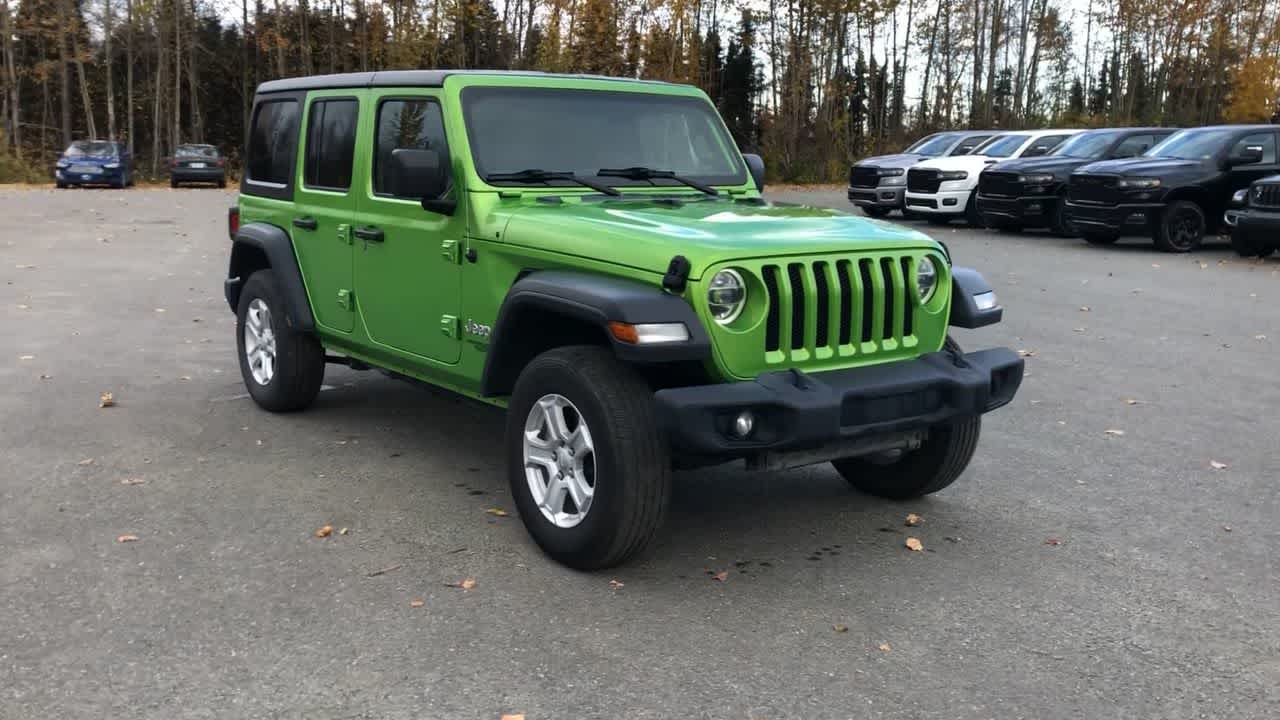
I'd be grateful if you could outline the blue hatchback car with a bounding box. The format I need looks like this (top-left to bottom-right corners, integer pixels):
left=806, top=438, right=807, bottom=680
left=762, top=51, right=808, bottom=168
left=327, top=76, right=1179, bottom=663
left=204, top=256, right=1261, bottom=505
left=55, top=140, right=134, bottom=188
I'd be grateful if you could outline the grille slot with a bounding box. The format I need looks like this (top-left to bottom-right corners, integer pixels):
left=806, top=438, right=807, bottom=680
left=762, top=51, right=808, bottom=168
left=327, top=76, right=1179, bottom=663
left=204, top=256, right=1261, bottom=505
left=813, top=262, right=831, bottom=347
left=900, top=257, right=915, bottom=337
left=1068, top=174, right=1118, bottom=204
left=763, top=266, right=781, bottom=352
left=787, top=263, right=806, bottom=351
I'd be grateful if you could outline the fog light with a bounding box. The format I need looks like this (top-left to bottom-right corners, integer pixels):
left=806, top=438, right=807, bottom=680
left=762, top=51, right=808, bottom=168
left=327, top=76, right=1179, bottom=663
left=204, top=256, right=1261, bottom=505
left=880, top=192, right=895, bottom=200
left=943, top=198, right=958, bottom=206
left=732, top=410, right=755, bottom=439
left=1025, top=202, right=1043, bottom=214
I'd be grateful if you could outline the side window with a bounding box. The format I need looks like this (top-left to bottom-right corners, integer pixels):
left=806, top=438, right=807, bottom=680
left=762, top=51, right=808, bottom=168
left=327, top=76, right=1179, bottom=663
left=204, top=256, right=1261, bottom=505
left=1112, top=134, right=1155, bottom=159
left=374, top=98, right=450, bottom=198
left=1231, top=133, right=1277, bottom=163
left=304, top=98, right=359, bottom=191
left=951, top=136, right=991, bottom=156
left=1021, top=135, right=1069, bottom=157
left=247, top=99, right=300, bottom=186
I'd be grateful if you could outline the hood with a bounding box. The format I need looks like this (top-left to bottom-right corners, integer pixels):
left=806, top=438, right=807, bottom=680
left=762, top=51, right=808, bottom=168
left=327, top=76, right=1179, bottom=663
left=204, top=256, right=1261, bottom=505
left=986, top=156, right=1093, bottom=175
left=854, top=153, right=931, bottom=169
left=914, top=155, right=996, bottom=173
left=1075, top=157, right=1205, bottom=176
left=497, top=197, right=939, bottom=279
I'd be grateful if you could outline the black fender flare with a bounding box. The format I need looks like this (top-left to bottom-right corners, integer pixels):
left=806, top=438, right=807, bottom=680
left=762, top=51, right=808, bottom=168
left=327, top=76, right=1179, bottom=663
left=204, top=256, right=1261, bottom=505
left=480, top=270, right=712, bottom=397
left=224, top=222, right=316, bottom=332
left=949, top=267, right=1003, bottom=328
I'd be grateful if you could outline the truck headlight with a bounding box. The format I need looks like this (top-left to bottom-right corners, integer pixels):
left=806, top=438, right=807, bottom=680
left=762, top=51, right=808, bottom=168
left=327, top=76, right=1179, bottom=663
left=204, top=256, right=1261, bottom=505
left=1021, top=173, right=1054, bottom=185
left=939, top=170, right=969, bottom=182
left=915, top=257, right=937, bottom=302
left=708, top=269, right=747, bottom=324
left=1116, top=177, right=1160, bottom=189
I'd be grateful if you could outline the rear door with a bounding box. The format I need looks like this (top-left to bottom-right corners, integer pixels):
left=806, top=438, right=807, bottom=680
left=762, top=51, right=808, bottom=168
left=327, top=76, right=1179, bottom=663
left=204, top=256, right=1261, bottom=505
left=353, top=89, right=464, bottom=364
left=291, top=89, right=365, bottom=334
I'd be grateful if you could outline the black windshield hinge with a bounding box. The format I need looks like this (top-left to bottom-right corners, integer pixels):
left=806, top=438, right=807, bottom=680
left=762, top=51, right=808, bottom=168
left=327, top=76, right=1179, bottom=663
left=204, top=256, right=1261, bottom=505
left=663, top=255, right=691, bottom=293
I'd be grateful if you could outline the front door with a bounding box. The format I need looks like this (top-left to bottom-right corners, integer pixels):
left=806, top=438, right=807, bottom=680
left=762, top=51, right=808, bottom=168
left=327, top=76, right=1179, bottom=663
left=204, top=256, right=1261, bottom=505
left=354, top=90, right=464, bottom=364
left=292, top=89, right=365, bottom=333
left=1227, top=131, right=1280, bottom=194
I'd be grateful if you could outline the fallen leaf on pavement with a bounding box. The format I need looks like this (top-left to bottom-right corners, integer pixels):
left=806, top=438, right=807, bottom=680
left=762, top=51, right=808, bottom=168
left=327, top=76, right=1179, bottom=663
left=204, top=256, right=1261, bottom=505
left=878, top=642, right=892, bottom=652
left=904, top=513, right=923, bottom=527
left=832, top=624, right=849, bottom=633
left=154, top=308, right=166, bottom=313
left=77, top=458, right=95, bottom=466
left=1209, top=460, right=1229, bottom=470
left=905, top=537, right=923, bottom=552
left=314, top=525, right=333, bottom=538
left=1017, top=349, right=1036, bottom=357
left=1222, top=525, right=1232, bottom=532
left=409, top=598, right=425, bottom=608
left=1254, top=334, right=1266, bottom=340
left=483, top=508, right=509, bottom=517
left=501, top=715, right=526, bottom=720
left=711, top=570, right=729, bottom=582
left=338, top=527, right=349, bottom=535
left=1124, top=398, right=1142, bottom=405
left=1044, top=538, right=1062, bottom=546
left=99, top=392, right=115, bottom=408
left=609, top=579, right=624, bottom=590
left=1104, top=429, right=1125, bottom=436
left=445, top=577, right=477, bottom=590
left=116, top=534, right=139, bottom=543
left=15, top=263, right=36, bottom=269
left=1079, top=306, right=1090, bottom=312
left=120, top=477, right=145, bottom=485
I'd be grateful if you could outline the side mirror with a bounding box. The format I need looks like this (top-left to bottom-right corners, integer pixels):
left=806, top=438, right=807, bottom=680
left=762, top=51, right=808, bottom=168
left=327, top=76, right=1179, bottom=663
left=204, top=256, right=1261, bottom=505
left=386, top=148, right=454, bottom=214
left=1228, top=145, right=1264, bottom=167
left=1023, top=145, right=1051, bottom=158
left=743, top=153, right=765, bottom=192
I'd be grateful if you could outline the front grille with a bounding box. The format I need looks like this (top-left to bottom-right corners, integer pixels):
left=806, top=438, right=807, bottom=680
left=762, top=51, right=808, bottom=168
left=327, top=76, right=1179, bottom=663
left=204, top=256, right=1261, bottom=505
left=761, top=256, right=917, bottom=361
left=1068, top=174, right=1118, bottom=204
left=979, top=171, right=1023, bottom=197
left=1253, top=183, right=1280, bottom=208
left=907, top=168, right=942, bottom=193
left=849, top=166, right=882, bottom=188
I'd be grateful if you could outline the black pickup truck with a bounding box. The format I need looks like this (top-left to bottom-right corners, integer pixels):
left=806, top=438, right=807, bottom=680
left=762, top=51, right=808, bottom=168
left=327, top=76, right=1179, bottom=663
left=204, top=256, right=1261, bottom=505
left=1226, top=175, right=1280, bottom=257
left=1064, top=125, right=1280, bottom=252
left=977, top=128, right=1174, bottom=235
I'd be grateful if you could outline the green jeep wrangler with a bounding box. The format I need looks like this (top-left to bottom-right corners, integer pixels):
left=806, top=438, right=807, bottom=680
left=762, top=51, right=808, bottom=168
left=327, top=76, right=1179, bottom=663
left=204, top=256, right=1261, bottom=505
left=225, top=71, right=1023, bottom=569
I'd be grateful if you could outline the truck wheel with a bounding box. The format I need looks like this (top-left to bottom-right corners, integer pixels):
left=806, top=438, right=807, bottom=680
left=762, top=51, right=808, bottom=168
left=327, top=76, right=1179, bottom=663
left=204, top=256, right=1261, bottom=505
left=506, top=346, right=671, bottom=570
left=862, top=206, right=891, bottom=219
left=1048, top=196, right=1075, bottom=237
left=235, top=270, right=325, bottom=412
left=1154, top=200, right=1205, bottom=252
left=965, top=190, right=985, bottom=228
left=1083, top=233, right=1118, bottom=245
left=832, top=338, right=980, bottom=499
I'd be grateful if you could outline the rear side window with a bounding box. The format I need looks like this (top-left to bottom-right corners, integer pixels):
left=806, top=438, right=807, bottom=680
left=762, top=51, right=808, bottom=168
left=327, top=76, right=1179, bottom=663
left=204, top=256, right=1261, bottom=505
left=247, top=100, right=300, bottom=186
left=304, top=98, right=359, bottom=191
left=950, top=135, right=992, bottom=155
left=1232, top=133, right=1277, bottom=163
left=1021, top=135, right=1069, bottom=157
left=1112, top=134, right=1156, bottom=158
left=374, top=99, right=450, bottom=198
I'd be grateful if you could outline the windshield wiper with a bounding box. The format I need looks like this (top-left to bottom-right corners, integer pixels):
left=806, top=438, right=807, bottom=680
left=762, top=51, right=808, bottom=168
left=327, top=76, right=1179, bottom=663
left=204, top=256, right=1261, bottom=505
left=596, top=167, right=719, bottom=196
left=483, top=169, right=620, bottom=196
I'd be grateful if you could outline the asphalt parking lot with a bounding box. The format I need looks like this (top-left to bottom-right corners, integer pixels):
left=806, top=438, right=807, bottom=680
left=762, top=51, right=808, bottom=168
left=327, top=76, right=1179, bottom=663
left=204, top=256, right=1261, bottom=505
left=3, top=186, right=1278, bottom=720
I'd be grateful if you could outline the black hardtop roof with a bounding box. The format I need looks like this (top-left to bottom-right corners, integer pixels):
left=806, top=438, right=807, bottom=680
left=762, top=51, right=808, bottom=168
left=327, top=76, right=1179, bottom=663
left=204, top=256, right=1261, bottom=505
left=257, top=70, right=675, bottom=95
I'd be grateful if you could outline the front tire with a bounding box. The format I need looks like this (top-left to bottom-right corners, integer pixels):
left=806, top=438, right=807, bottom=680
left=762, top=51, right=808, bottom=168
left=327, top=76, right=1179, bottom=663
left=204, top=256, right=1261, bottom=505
left=1154, top=200, right=1205, bottom=252
left=831, top=338, right=980, bottom=499
left=235, top=270, right=325, bottom=412
left=965, top=190, right=985, bottom=228
left=506, top=346, right=671, bottom=570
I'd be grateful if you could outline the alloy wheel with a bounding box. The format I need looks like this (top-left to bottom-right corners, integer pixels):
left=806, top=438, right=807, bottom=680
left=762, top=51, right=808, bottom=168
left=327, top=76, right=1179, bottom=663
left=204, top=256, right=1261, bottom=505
left=522, top=394, right=596, bottom=528
left=243, top=298, right=278, bottom=385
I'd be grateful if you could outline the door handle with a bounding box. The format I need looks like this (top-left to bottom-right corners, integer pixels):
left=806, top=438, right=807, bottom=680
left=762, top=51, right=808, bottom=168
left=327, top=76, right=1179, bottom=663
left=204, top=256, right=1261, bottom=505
left=292, top=217, right=318, bottom=230
left=353, top=226, right=384, bottom=243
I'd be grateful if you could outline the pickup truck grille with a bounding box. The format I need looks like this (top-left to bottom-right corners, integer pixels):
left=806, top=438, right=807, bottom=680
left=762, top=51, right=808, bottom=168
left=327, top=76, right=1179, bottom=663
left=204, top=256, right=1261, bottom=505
left=907, top=168, right=941, bottom=194
left=761, top=256, right=916, bottom=362
left=979, top=171, right=1022, bottom=197
left=849, top=166, right=882, bottom=188
left=1253, top=183, right=1280, bottom=209
left=1068, top=174, right=1118, bottom=204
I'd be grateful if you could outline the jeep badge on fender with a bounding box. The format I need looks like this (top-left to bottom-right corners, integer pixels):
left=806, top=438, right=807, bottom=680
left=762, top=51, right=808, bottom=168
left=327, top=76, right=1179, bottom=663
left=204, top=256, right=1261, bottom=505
left=224, top=70, right=1023, bottom=570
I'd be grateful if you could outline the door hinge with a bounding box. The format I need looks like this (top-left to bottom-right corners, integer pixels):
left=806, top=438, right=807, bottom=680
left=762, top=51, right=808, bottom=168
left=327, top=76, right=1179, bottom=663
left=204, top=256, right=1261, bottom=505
left=337, top=223, right=352, bottom=245
left=441, top=239, right=461, bottom=263
left=337, top=289, right=354, bottom=311
left=440, top=314, right=459, bottom=338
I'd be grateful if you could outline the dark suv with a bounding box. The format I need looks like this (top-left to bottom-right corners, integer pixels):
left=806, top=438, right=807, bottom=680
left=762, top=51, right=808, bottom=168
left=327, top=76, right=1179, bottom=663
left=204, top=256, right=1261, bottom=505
left=977, top=128, right=1174, bottom=235
left=1226, top=175, right=1280, bottom=257
left=1065, top=125, right=1280, bottom=251
left=848, top=130, right=995, bottom=217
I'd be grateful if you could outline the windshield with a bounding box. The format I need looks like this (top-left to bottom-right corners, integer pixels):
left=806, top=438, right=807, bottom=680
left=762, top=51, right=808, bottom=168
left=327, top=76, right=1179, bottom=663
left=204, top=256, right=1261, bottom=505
left=1146, top=128, right=1235, bottom=160
left=176, top=145, right=218, bottom=158
left=974, top=134, right=1029, bottom=158
left=65, top=141, right=118, bottom=158
left=463, top=87, right=746, bottom=187
left=1053, top=131, right=1122, bottom=159
left=904, top=133, right=958, bottom=156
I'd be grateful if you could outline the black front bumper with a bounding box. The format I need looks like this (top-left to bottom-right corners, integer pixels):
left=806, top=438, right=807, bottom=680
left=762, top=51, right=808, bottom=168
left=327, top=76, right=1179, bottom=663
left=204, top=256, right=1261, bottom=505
left=1063, top=200, right=1162, bottom=234
left=1227, top=207, right=1280, bottom=239
left=977, top=194, right=1057, bottom=226
left=654, top=347, right=1023, bottom=456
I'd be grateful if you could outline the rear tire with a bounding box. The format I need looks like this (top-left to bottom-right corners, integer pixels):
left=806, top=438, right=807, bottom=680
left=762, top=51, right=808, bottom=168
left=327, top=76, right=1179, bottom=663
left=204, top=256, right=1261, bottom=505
left=506, top=346, right=671, bottom=570
left=55, top=181, right=67, bottom=189
left=1154, top=200, right=1205, bottom=253
left=170, top=178, right=179, bottom=188
left=235, top=270, right=325, bottom=413
left=832, top=337, right=980, bottom=499
left=862, top=206, right=891, bottom=219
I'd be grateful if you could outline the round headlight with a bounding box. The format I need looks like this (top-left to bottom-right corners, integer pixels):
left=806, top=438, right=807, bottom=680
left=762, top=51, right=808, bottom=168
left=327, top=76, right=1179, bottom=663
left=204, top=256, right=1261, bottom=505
left=708, top=269, right=747, bottom=324
left=915, top=257, right=937, bottom=302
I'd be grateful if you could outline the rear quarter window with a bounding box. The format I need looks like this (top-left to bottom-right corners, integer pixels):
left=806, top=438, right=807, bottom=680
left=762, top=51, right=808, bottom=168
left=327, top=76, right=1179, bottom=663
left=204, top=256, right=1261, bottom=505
left=246, top=99, right=301, bottom=190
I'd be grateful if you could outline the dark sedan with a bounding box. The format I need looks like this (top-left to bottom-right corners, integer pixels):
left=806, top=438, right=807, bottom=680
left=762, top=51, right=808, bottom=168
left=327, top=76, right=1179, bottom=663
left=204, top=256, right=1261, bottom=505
left=170, top=145, right=227, bottom=188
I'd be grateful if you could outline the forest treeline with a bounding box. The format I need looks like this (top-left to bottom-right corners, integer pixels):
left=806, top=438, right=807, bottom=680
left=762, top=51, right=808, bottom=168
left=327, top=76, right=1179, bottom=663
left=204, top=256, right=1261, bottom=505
left=1, top=0, right=1278, bottom=183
